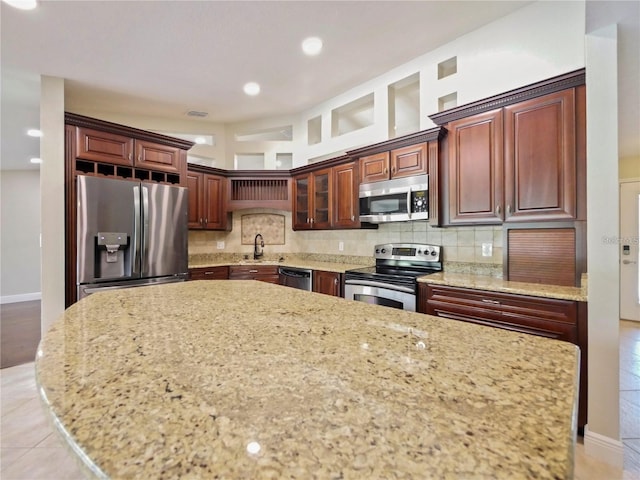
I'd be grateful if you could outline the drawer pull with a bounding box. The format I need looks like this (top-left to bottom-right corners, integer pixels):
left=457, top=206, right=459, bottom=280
left=482, top=298, right=500, bottom=305
left=204, top=271, right=214, bottom=275
left=249, top=269, right=258, bottom=273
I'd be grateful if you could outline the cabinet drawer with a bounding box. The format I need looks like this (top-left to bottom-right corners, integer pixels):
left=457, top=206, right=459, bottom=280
left=189, top=266, right=229, bottom=280
left=425, top=284, right=578, bottom=342
left=229, top=265, right=279, bottom=283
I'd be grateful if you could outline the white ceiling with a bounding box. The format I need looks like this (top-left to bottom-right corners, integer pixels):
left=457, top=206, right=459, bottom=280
left=1, top=1, right=638, bottom=172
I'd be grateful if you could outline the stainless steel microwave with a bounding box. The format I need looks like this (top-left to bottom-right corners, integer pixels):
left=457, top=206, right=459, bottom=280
left=359, top=174, right=429, bottom=223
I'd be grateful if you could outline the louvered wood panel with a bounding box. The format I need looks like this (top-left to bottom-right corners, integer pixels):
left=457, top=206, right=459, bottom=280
left=227, top=178, right=291, bottom=210
left=507, top=228, right=576, bottom=286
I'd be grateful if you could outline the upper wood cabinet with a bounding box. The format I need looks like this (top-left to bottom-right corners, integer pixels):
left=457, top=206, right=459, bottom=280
left=76, top=127, right=134, bottom=166
left=359, top=152, right=390, bottom=183
left=445, top=89, right=579, bottom=225
left=77, top=127, right=181, bottom=173
left=332, top=161, right=359, bottom=229
left=430, top=70, right=585, bottom=226
left=504, top=89, right=577, bottom=221
left=359, top=143, right=428, bottom=184
left=134, top=140, right=182, bottom=173
left=187, top=170, right=229, bottom=230
left=293, top=168, right=332, bottom=230
left=447, top=109, right=504, bottom=224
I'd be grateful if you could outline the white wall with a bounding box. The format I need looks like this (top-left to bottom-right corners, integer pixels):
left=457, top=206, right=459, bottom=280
left=584, top=22, right=624, bottom=467
left=0, top=170, right=41, bottom=303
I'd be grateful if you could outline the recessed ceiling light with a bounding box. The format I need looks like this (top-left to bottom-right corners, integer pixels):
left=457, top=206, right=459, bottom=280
left=30, top=157, right=42, bottom=164
left=243, top=82, right=261, bottom=96
left=2, top=0, right=37, bottom=10
left=302, top=37, right=323, bottom=56
left=27, top=129, right=42, bottom=137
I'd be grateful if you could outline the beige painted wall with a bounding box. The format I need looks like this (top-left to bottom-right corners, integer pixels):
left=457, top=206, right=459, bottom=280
left=40, top=76, right=66, bottom=335
left=189, top=212, right=503, bottom=266
left=620, top=156, right=640, bottom=179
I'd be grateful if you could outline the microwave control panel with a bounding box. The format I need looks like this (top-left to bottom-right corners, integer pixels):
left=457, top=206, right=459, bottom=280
left=411, top=190, right=428, bottom=213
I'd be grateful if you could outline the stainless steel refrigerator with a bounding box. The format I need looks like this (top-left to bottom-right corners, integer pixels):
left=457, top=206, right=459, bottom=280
left=76, top=175, right=188, bottom=300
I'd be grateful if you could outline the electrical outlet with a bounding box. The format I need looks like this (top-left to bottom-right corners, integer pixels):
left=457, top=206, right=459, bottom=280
left=217, top=241, right=225, bottom=250
left=482, top=243, right=493, bottom=257
left=339, top=241, right=344, bottom=252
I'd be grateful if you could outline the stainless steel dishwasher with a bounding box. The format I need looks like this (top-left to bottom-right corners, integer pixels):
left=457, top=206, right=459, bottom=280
left=278, top=267, right=312, bottom=291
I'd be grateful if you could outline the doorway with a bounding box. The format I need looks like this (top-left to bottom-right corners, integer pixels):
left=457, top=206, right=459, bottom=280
left=620, top=180, right=640, bottom=322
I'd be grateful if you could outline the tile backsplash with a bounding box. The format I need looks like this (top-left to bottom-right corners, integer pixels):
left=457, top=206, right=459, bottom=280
left=189, top=208, right=503, bottom=274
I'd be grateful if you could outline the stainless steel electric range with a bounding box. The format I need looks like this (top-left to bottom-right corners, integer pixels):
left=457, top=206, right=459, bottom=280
left=344, top=243, right=442, bottom=312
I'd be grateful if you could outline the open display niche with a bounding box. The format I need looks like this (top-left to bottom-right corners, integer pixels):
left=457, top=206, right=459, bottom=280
left=388, top=73, right=420, bottom=138
left=331, top=93, right=374, bottom=138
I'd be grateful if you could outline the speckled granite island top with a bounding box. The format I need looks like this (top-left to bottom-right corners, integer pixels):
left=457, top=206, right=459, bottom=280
left=36, top=281, right=579, bottom=479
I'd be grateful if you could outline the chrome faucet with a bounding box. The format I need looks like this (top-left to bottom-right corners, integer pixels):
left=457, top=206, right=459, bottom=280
left=254, top=233, right=264, bottom=260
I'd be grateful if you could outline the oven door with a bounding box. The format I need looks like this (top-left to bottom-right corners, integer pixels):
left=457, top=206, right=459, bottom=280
left=344, top=280, right=416, bottom=311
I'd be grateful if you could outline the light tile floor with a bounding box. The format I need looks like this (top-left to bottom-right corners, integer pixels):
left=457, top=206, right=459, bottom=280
left=1, top=321, right=639, bottom=479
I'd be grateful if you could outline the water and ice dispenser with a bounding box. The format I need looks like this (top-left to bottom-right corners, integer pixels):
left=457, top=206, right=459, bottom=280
left=95, top=232, right=131, bottom=280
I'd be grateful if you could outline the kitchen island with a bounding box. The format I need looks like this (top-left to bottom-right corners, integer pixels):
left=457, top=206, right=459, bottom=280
left=36, top=281, right=579, bottom=479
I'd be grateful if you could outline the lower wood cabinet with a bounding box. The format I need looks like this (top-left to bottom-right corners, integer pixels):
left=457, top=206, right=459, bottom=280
left=418, top=283, right=587, bottom=429
left=313, top=270, right=342, bottom=297
left=229, top=265, right=279, bottom=284
left=189, top=266, right=229, bottom=280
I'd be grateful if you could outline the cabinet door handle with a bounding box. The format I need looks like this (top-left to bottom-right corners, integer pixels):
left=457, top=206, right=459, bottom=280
left=128, top=153, right=132, bottom=161
left=391, top=166, right=396, bottom=174
left=351, top=215, right=355, bottom=221
left=482, top=298, right=500, bottom=305
left=384, top=168, right=388, bottom=174
left=138, top=155, right=141, bottom=162
left=204, top=218, right=208, bottom=225
left=506, top=205, right=512, bottom=215
left=496, top=205, right=501, bottom=215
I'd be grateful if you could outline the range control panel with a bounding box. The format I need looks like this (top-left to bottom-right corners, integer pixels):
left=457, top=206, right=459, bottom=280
left=374, top=243, right=441, bottom=262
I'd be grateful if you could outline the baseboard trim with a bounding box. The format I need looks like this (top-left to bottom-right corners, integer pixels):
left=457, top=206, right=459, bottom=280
left=583, top=425, right=624, bottom=468
left=1, top=292, right=42, bottom=304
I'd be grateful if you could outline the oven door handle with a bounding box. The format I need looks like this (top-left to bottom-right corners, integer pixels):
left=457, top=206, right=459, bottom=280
left=344, top=279, right=415, bottom=294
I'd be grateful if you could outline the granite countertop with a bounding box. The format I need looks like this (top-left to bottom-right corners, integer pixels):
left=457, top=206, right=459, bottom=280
left=188, top=254, right=371, bottom=274
left=36, top=281, right=579, bottom=479
left=418, top=271, right=588, bottom=302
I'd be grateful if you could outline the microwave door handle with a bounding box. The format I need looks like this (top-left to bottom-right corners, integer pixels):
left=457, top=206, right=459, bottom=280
left=407, top=189, right=412, bottom=218
left=132, top=185, right=141, bottom=275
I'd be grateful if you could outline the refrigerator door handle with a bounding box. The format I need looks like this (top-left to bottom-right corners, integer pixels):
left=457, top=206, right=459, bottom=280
left=141, top=185, right=150, bottom=276
left=133, top=185, right=141, bottom=275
